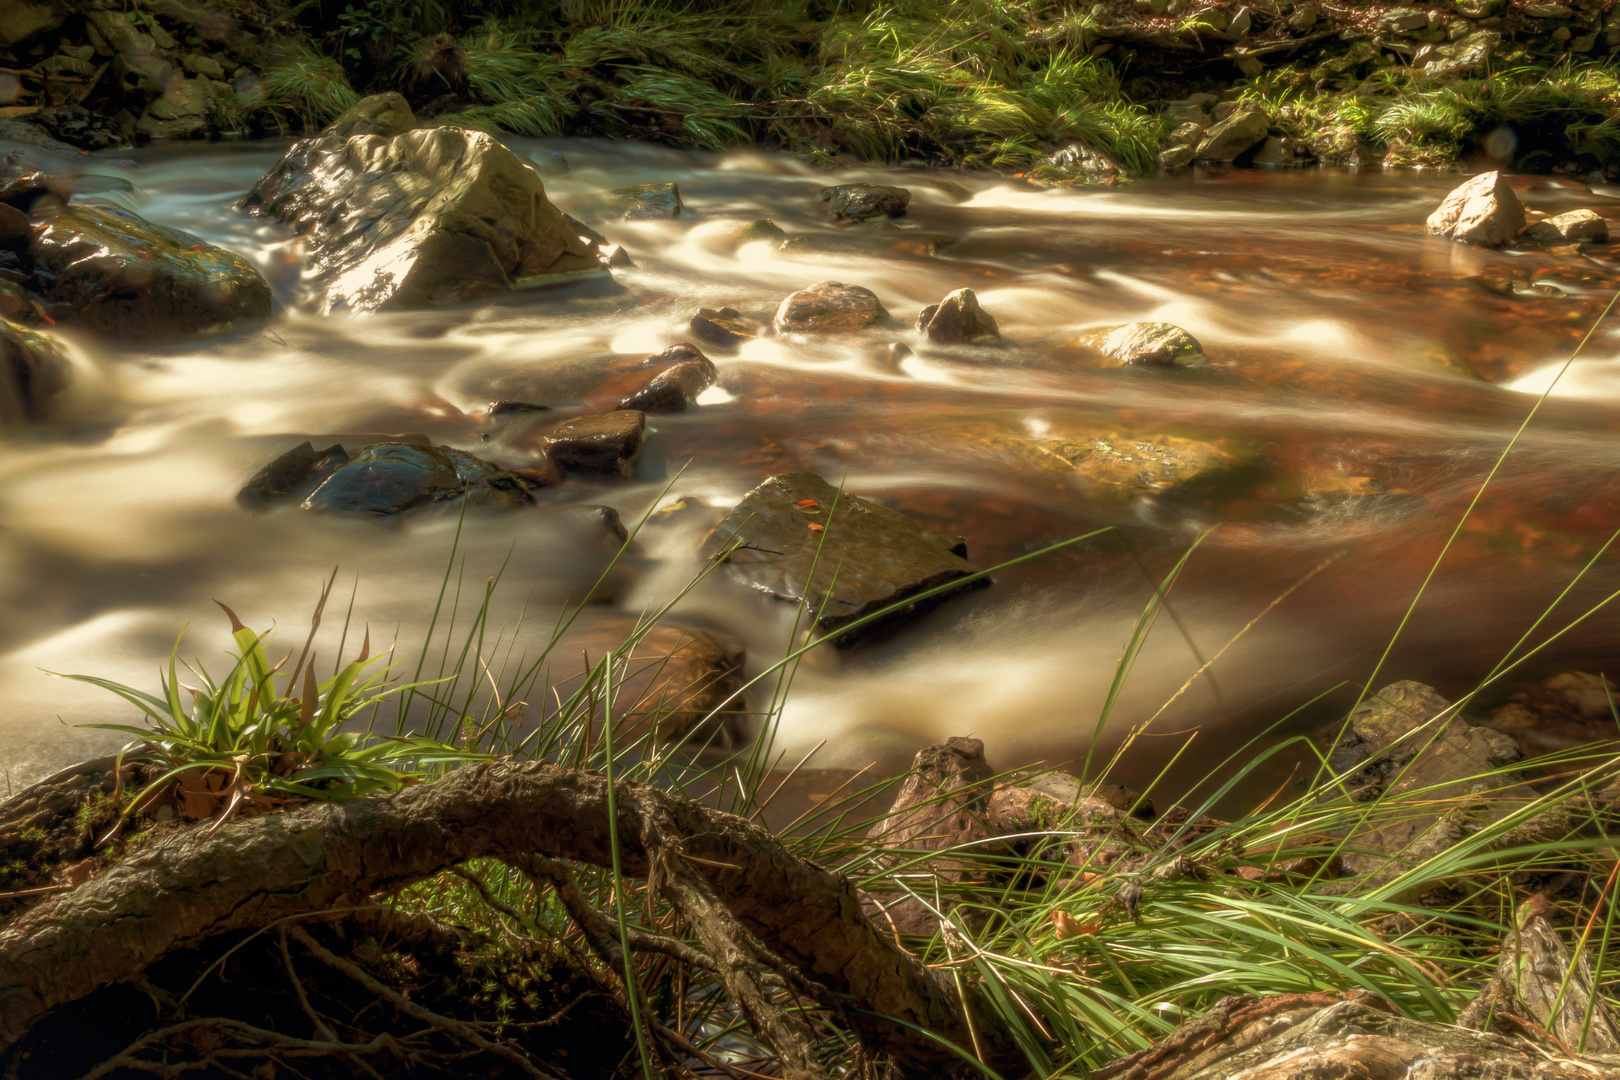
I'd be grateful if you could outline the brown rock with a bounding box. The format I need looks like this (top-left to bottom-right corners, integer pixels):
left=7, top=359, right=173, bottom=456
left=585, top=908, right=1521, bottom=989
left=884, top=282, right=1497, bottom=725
left=587, top=343, right=717, bottom=414
left=1328, top=681, right=1523, bottom=889
left=774, top=280, right=888, bottom=334
left=324, top=92, right=415, bottom=138
left=917, top=287, right=999, bottom=344
left=689, top=307, right=757, bottom=351
left=1525, top=208, right=1608, bottom=244
left=1425, top=170, right=1526, bottom=247
left=541, top=410, right=646, bottom=477
left=818, top=184, right=911, bottom=221
left=1076, top=322, right=1206, bottom=367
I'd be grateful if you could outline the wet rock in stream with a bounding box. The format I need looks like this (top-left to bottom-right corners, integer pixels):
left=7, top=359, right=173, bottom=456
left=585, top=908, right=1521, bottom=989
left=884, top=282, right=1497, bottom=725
left=774, top=280, right=889, bottom=334
left=917, top=287, right=999, bottom=344
left=0, top=316, right=69, bottom=421
left=30, top=205, right=272, bottom=338
left=1526, top=208, right=1609, bottom=245
left=1426, top=170, right=1526, bottom=247
left=238, top=122, right=599, bottom=313
left=1075, top=322, right=1206, bottom=367
left=818, top=184, right=911, bottom=221
left=689, top=307, right=757, bottom=351
left=301, top=442, right=538, bottom=515
left=540, top=410, right=646, bottom=477
left=236, top=440, right=349, bottom=510
left=593, top=182, right=683, bottom=221
left=700, top=472, right=980, bottom=644
left=587, top=342, right=717, bottom=414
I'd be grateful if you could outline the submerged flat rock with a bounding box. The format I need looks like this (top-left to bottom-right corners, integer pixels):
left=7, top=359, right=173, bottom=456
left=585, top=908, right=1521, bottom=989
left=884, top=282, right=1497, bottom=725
left=238, top=126, right=599, bottom=313
left=701, top=472, right=980, bottom=643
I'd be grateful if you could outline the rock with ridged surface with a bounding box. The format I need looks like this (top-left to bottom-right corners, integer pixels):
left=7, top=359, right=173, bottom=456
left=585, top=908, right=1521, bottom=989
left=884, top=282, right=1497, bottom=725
left=819, top=184, right=910, bottom=221
left=1425, top=171, right=1525, bottom=247
left=238, top=126, right=598, bottom=313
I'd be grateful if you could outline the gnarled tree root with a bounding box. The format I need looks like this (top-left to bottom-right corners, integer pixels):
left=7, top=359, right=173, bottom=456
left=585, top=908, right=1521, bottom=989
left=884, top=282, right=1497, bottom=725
left=0, top=761, right=1011, bottom=1076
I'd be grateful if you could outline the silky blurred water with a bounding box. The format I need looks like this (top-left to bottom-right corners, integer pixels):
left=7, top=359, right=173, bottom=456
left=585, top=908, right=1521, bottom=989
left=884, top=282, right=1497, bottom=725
left=4, top=137, right=1619, bottom=809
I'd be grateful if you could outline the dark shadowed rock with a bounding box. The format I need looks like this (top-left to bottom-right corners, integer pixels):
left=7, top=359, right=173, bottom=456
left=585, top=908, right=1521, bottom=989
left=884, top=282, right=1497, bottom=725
left=238, top=127, right=598, bottom=313
left=604, top=182, right=683, bottom=220
left=587, top=342, right=717, bottom=414
left=560, top=616, right=747, bottom=745
left=302, top=442, right=536, bottom=515
left=819, top=184, right=911, bottom=221
left=0, top=317, right=69, bottom=421
left=541, top=410, right=646, bottom=477
left=689, top=307, right=757, bottom=351
left=1426, top=171, right=1525, bottom=247
left=237, top=441, right=349, bottom=510
left=700, top=472, right=980, bottom=643
left=1076, top=322, right=1206, bottom=367
left=325, top=92, right=415, bottom=138
left=774, top=280, right=888, bottom=334
left=1527, top=209, right=1608, bottom=244
left=917, top=287, right=999, bottom=344
left=1194, top=101, right=1270, bottom=162
left=0, top=160, right=70, bottom=214
left=30, top=205, right=272, bottom=338
left=487, top=400, right=551, bottom=417
left=0, top=202, right=31, bottom=249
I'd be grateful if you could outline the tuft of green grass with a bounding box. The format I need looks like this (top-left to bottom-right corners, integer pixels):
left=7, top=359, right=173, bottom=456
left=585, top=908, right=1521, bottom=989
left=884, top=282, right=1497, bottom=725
left=258, top=43, right=361, bottom=127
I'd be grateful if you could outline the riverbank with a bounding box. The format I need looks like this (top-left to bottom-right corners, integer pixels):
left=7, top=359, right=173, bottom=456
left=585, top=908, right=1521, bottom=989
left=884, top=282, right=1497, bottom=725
left=5, top=0, right=1620, bottom=177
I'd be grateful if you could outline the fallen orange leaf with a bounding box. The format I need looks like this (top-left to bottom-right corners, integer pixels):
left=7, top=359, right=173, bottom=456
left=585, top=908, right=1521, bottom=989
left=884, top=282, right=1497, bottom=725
left=1052, top=911, right=1099, bottom=939
left=807, top=523, right=825, bottom=532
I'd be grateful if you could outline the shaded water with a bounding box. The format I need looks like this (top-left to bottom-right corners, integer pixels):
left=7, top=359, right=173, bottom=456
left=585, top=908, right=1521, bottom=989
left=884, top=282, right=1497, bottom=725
left=6, top=137, right=1620, bottom=811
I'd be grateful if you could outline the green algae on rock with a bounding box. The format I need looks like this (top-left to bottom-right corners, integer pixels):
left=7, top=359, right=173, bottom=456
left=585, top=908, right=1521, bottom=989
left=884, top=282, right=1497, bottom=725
left=701, top=472, right=980, bottom=643
left=29, top=205, right=272, bottom=338
left=239, top=125, right=599, bottom=314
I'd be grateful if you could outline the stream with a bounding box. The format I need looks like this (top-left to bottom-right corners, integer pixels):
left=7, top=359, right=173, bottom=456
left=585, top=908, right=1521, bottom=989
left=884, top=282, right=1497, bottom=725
left=4, top=136, right=1620, bottom=814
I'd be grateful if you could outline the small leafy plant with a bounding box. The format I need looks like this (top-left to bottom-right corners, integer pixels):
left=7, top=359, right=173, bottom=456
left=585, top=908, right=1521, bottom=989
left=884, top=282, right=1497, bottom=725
left=54, top=572, right=483, bottom=840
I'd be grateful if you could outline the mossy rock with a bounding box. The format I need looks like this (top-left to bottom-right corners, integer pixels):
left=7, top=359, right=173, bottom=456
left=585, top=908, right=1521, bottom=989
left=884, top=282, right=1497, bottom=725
left=29, top=205, right=271, bottom=338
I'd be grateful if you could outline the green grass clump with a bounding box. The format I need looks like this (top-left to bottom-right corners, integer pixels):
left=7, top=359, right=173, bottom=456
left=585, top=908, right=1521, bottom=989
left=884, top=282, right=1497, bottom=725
left=57, top=579, right=481, bottom=837
left=800, top=3, right=1162, bottom=171
left=258, top=42, right=362, bottom=127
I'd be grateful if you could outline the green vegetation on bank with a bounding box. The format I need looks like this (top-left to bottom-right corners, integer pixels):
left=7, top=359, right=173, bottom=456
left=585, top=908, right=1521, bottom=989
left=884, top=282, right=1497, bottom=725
left=209, top=0, right=1620, bottom=175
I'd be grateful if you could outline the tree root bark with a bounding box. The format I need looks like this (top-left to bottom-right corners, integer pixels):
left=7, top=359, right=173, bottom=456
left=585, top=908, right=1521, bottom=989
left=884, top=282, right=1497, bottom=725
left=0, top=761, right=1006, bottom=1075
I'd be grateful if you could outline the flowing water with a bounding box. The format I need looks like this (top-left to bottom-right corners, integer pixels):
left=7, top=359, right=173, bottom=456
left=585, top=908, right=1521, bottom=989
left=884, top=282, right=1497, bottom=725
left=5, top=136, right=1620, bottom=811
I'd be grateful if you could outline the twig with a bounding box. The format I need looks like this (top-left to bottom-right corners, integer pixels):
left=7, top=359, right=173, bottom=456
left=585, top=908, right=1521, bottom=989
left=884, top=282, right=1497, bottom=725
left=278, top=927, right=338, bottom=1043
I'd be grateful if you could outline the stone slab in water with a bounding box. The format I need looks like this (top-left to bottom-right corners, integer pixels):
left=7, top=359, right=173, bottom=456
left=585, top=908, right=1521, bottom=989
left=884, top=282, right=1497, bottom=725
left=541, top=410, right=646, bottom=477
left=603, top=182, right=683, bottom=220
left=700, top=472, right=980, bottom=643
left=238, top=126, right=599, bottom=314
left=30, top=204, right=271, bottom=337
left=301, top=441, right=535, bottom=515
